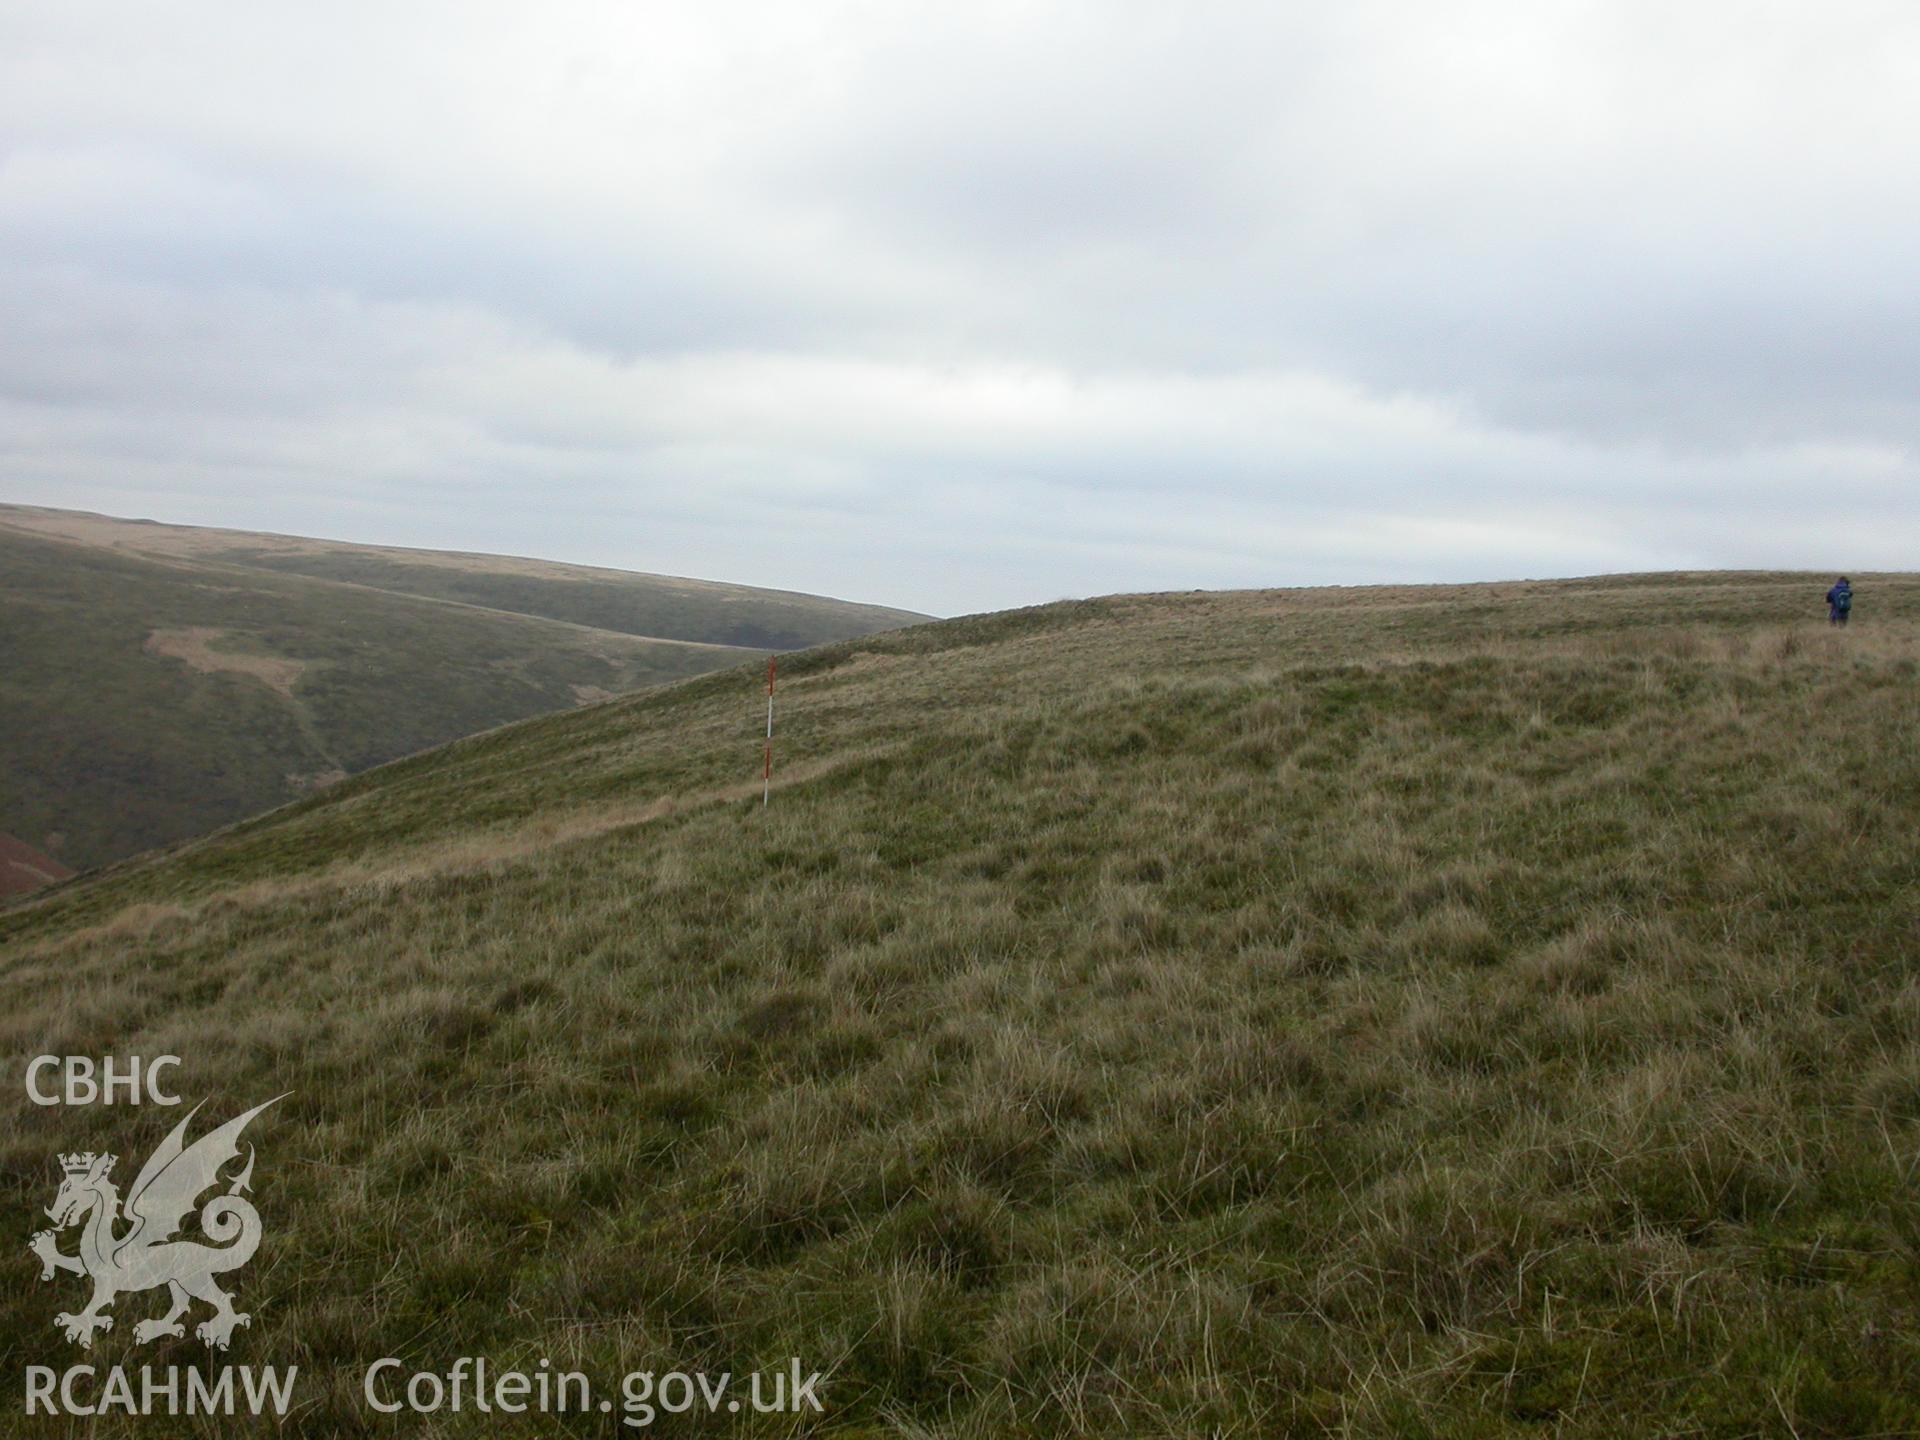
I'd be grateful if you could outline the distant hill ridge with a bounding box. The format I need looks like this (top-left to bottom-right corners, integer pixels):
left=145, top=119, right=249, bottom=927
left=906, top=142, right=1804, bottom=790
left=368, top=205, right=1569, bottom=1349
left=0, top=503, right=929, bottom=869
left=0, top=505, right=927, bottom=650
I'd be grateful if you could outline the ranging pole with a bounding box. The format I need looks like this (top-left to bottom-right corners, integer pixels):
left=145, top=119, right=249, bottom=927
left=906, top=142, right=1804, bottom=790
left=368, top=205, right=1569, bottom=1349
left=763, top=656, right=776, bottom=806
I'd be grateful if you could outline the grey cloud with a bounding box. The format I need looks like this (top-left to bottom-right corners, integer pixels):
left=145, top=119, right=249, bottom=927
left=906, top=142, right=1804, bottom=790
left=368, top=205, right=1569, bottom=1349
left=1, top=1, right=1916, bottom=614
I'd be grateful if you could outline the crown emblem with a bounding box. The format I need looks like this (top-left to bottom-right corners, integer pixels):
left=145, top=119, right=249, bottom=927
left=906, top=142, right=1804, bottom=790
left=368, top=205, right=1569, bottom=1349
left=58, top=1152, right=110, bottom=1176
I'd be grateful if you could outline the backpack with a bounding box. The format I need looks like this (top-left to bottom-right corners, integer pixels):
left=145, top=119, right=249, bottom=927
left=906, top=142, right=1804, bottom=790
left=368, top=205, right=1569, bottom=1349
left=1834, top=586, right=1852, bottom=614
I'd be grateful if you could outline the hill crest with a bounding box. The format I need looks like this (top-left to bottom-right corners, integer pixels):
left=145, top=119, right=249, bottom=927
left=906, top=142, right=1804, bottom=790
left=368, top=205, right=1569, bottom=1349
left=5, top=572, right=1917, bottom=1435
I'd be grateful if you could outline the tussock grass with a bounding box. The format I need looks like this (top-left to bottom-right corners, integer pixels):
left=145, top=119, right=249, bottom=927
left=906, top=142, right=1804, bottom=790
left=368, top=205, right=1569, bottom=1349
left=4, top=572, right=1919, bottom=1436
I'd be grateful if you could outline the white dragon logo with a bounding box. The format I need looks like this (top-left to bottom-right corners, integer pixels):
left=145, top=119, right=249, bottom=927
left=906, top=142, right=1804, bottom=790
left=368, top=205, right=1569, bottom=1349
left=26, top=1096, right=284, bottom=1350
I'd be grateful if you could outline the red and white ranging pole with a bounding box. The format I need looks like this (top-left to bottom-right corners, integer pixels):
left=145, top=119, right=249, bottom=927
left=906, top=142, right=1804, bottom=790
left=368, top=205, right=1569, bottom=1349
left=763, top=656, right=776, bottom=806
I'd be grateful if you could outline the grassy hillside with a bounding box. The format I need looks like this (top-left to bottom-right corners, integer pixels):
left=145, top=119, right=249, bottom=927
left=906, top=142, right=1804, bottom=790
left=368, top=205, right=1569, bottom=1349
left=0, top=505, right=928, bottom=650
left=0, top=506, right=925, bottom=869
left=3, top=573, right=1918, bottom=1437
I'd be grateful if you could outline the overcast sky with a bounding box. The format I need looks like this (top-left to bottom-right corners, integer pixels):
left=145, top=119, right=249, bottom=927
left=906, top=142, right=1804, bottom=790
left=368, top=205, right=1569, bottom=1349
left=3, top=2, right=1916, bottom=614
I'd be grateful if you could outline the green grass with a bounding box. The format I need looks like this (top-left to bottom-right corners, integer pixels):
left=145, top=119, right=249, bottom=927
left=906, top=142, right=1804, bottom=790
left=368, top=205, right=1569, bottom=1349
left=3, top=572, right=1918, bottom=1437
left=0, top=509, right=923, bottom=869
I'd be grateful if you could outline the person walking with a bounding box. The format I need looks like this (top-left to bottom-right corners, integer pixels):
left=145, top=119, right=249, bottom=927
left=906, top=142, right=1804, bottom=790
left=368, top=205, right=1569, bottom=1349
left=1826, top=576, right=1853, bottom=627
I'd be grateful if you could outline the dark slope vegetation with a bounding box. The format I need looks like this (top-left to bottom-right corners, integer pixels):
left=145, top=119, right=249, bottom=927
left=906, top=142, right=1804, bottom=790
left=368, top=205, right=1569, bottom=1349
left=0, top=526, right=741, bottom=869
left=3, top=573, right=1918, bottom=1436
left=0, top=506, right=924, bottom=869
left=221, top=546, right=924, bottom=650
left=0, top=833, right=72, bottom=897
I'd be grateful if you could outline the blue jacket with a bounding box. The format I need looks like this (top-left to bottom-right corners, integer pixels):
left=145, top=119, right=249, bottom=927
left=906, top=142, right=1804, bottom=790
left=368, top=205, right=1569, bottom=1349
left=1827, top=583, right=1852, bottom=612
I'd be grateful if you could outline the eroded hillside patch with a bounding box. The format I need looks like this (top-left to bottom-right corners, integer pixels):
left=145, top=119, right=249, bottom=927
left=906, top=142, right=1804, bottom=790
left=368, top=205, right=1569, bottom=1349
left=144, top=625, right=309, bottom=698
